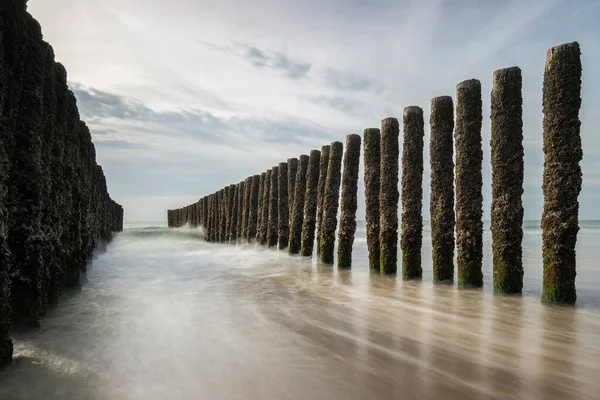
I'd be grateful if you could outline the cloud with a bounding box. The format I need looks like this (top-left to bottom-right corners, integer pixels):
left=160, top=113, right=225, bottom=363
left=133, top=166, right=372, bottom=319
left=310, top=95, right=364, bottom=114
left=323, top=68, right=384, bottom=93
left=230, top=43, right=312, bottom=79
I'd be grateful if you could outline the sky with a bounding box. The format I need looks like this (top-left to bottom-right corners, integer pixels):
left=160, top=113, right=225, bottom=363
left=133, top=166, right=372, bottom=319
left=27, top=0, right=600, bottom=222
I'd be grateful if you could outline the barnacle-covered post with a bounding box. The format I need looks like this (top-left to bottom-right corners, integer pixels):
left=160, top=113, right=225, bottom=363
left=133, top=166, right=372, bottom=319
left=289, top=155, right=309, bottom=255
left=541, top=42, right=582, bottom=304
left=319, top=141, right=343, bottom=264
left=278, top=162, right=289, bottom=249
left=455, top=79, right=484, bottom=288
left=379, top=118, right=400, bottom=274
left=491, top=67, right=524, bottom=294
left=363, top=129, right=380, bottom=271
left=300, top=150, right=321, bottom=256
left=430, top=96, right=455, bottom=282
left=267, top=166, right=279, bottom=248
left=337, top=134, right=361, bottom=268
left=401, top=107, right=424, bottom=279
left=316, top=145, right=330, bottom=257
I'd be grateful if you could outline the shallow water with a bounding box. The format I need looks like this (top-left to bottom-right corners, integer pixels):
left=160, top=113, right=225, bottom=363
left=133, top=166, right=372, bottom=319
left=1, top=221, right=599, bottom=399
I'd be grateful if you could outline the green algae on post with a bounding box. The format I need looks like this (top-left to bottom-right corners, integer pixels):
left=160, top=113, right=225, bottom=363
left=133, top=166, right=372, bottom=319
left=401, top=107, right=425, bottom=279
left=491, top=67, right=524, bottom=294
left=300, top=150, right=321, bottom=256
left=379, top=118, right=400, bottom=275
left=319, top=141, right=343, bottom=264
left=316, top=145, right=330, bottom=257
left=337, top=135, right=361, bottom=268
left=541, top=42, right=582, bottom=304
left=278, top=162, right=289, bottom=250
left=289, top=155, right=309, bottom=255
left=363, top=129, right=380, bottom=271
left=429, top=96, right=455, bottom=283
left=267, top=166, right=279, bottom=248
left=455, top=79, right=483, bottom=288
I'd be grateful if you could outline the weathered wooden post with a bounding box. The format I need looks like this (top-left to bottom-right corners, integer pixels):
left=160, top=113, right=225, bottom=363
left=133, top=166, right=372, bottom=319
left=207, top=195, right=214, bottom=241
left=379, top=118, right=400, bottom=274
left=455, top=79, right=484, bottom=288
left=223, top=186, right=231, bottom=241
left=316, top=145, right=330, bottom=257
left=430, top=96, right=455, bottom=282
left=248, top=175, right=260, bottom=241
left=401, top=106, right=424, bottom=279
left=256, top=172, right=266, bottom=241
left=491, top=67, right=524, bottom=294
left=363, top=129, right=380, bottom=271
left=289, top=155, right=309, bottom=254
left=319, top=141, right=343, bottom=264
left=236, top=181, right=245, bottom=242
left=338, top=134, right=361, bottom=268
left=541, top=42, right=582, bottom=304
left=267, top=166, right=279, bottom=248
left=278, top=162, right=289, bottom=249
left=220, top=188, right=227, bottom=242
left=241, top=177, right=252, bottom=241
left=227, top=184, right=237, bottom=242
left=259, top=170, right=271, bottom=246
left=287, top=158, right=298, bottom=232
left=300, top=150, right=321, bottom=256
left=229, top=185, right=238, bottom=242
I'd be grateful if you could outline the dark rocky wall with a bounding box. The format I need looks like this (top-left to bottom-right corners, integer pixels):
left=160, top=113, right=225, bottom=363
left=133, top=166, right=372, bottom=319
left=0, top=1, right=123, bottom=365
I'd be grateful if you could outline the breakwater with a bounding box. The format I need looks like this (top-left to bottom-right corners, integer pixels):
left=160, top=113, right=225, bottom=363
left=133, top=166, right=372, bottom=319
left=0, top=1, right=124, bottom=365
left=168, top=42, right=583, bottom=306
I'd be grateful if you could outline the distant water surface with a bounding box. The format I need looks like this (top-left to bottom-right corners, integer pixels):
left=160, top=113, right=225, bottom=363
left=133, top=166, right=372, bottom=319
left=0, top=221, right=599, bottom=399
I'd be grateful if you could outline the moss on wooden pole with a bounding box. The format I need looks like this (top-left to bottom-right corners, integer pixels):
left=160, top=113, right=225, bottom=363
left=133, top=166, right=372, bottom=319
left=227, top=184, right=237, bottom=242
left=338, top=134, right=361, bottom=268
left=289, top=155, right=309, bottom=254
left=541, top=42, right=582, bottom=304
left=491, top=66, right=524, bottom=294
left=363, top=129, right=380, bottom=271
left=319, top=141, right=343, bottom=264
left=278, top=162, right=289, bottom=249
left=455, top=79, right=484, bottom=288
left=287, top=158, right=298, bottom=234
left=267, top=166, right=280, bottom=248
left=223, top=186, right=231, bottom=241
left=229, top=185, right=239, bottom=242
left=401, top=106, right=425, bottom=279
left=248, top=175, right=260, bottom=241
left=259, top=170, right=271, bottom=246
left=430, top=96, right=455, bottom=283
left=300, top=150, right=321, bottom=256
left=379, top=118, right=400, bottom=274
left=316, top=145, right=330, bottom=257
left=220, top=188, right=227, bottom=242
left=256, top=172, right=266, bottom=241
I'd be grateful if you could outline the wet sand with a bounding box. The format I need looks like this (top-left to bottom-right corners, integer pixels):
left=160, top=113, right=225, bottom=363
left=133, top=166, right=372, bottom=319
left=0, top=222, right=599, bottom=399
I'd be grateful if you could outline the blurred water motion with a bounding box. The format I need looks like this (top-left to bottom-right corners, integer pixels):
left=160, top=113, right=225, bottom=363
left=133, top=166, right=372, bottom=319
left=1, top=222, right=599, bottom=399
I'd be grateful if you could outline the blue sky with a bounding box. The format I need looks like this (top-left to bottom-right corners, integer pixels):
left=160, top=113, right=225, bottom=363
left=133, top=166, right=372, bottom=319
left=28, top=0, right=600, bottom=221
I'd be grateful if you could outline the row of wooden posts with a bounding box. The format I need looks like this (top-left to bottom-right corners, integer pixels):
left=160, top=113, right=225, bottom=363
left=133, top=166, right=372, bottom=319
left=168, top=41, right=582, bottom=305
left=0, top=2, right=124, bottom=365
